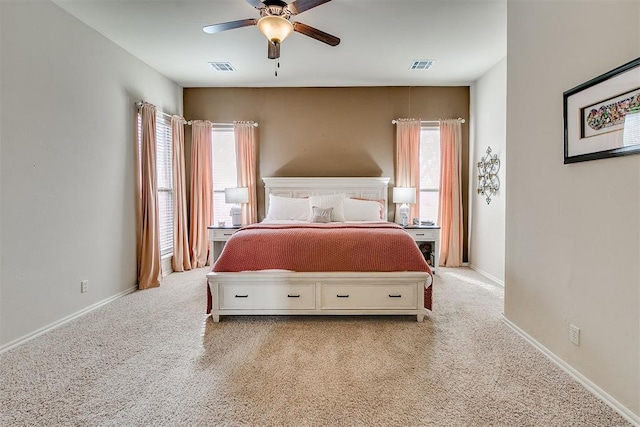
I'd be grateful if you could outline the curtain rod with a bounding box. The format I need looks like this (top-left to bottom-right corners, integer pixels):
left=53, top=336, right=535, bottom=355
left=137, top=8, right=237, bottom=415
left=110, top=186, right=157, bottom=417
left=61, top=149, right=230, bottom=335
left=135, top=102, right=258, bottom=127
left=391, top=118, right=466, bottom=124
left=136, top=102, right=175, bottom=120
left=185, top=121, right=258, bottom=127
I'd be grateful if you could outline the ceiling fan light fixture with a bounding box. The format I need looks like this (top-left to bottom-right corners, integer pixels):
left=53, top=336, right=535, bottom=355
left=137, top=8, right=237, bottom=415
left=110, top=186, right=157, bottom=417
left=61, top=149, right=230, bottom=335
left=257, top=15, right=293, bottom=43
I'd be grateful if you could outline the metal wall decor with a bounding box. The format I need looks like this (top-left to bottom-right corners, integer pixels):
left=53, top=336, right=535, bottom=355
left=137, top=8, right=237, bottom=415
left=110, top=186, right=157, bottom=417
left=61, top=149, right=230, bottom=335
left=476, top=146, right=500, bottom=204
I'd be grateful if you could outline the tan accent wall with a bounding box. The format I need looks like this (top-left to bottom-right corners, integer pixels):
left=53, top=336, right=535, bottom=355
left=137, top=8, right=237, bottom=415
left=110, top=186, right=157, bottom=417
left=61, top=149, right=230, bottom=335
left=184, top=86, right=470, bottom=260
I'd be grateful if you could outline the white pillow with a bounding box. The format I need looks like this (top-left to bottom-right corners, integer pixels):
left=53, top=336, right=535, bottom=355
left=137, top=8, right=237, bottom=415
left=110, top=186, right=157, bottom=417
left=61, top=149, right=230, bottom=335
left=308, top=194, right=346, bottom=222
left=266, top=194, right=310, bottom=221
left=344, top=198, right=384, bottom=221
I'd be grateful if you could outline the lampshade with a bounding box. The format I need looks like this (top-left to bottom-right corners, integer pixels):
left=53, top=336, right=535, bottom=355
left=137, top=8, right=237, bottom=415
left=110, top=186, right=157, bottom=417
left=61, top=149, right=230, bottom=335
left=225, top=187, right=249, bottom=204
left=623, top=107, right=640, bottom=147
left=257, top=15, right=293, bottom=43
left=392, top=187, right=416, bottom=204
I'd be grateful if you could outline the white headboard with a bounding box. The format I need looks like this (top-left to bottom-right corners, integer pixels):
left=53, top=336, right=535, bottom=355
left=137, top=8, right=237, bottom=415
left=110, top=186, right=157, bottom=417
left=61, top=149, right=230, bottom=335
left=262, top=177, right=391, bottom=221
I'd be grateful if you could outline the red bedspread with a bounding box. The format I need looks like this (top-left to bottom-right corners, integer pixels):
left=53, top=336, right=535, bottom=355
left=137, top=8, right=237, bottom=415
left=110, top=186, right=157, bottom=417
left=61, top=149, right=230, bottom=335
left=213, top=222, right=431, bottom=273
left=207, top=223, right=432, bottom=313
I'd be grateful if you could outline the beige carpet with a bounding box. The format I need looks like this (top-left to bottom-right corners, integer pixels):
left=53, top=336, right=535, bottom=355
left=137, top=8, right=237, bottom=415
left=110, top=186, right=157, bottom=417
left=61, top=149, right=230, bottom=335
left=0, top=267, right=631, bottom=426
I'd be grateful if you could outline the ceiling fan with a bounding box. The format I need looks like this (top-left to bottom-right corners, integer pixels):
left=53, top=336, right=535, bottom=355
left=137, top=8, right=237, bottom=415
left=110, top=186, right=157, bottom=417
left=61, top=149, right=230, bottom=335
left=203, top=0, right=340, bottom=61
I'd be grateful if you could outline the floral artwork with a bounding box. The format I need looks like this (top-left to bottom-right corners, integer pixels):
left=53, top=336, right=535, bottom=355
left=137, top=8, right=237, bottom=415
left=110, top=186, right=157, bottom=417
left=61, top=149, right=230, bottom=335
left=563, top=57, right=640, bottom=163
left=582, top=89, right=640, bottom=138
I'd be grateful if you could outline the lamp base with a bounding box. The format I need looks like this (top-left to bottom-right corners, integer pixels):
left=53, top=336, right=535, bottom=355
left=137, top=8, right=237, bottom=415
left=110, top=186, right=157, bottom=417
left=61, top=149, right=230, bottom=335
left=399, top=203, right=409, bottom=227
left=230, top=205, right=242, bottom=227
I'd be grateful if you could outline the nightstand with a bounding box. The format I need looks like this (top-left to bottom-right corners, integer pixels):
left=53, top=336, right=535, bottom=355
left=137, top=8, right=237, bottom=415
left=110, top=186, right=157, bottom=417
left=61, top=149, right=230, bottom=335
left=207, top=226, right=241, bottom=265
left=403, top=225, right=441, bottom=273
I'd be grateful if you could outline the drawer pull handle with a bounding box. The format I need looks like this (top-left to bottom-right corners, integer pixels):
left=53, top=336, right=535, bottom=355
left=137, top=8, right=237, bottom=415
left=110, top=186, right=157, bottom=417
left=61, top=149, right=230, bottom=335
left=235, top=295, right=248, bottom=298
left=287, top=294, right=300, bottom=298
left=416, top=233, right=425, bottom=236
left=388, top=294, right=402, bottom=298
left=223, top=233, right=233, bottom=236
left=336, top=294, right=350, bottom=298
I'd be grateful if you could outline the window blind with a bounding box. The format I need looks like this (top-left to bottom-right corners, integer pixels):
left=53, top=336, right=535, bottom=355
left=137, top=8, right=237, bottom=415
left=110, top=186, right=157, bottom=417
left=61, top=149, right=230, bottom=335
left=136, top=112, right=174, bottom=257
left=211, top=127, right=238, bottom=225
left=419, top=125, right=440, bottom=223
left=156, top=115, right=173, bottom=256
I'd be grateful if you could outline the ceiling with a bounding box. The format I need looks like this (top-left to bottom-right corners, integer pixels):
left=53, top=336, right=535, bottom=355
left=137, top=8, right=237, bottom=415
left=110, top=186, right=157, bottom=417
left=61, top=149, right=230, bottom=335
left=52, top=0, right=506, bottom=88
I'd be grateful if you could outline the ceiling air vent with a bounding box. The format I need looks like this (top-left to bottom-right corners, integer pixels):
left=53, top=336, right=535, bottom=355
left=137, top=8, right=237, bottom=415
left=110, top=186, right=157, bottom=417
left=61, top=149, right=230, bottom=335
left=209, top=62, right=236, bottom=72
left=410, top=60, right=435, bottom=70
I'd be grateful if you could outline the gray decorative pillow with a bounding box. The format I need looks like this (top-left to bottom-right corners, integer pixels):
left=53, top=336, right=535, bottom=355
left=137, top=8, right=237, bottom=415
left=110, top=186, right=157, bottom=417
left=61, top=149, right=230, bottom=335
left=310, top=206, right=333, bottom=223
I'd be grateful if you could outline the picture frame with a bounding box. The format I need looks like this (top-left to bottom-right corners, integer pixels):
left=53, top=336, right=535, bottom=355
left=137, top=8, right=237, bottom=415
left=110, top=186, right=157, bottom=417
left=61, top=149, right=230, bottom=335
left=563, top=57, right=640, bottom=164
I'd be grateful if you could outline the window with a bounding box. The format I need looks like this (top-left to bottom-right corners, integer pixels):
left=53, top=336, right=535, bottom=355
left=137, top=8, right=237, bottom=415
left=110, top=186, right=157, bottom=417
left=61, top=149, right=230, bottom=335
left=211, top=127, right=238, bottom=225
left=155, top=116, right=173, bottom=256
left=137, top=113, right=174, bottom=257
left=419, top=125, right=440, bottom=222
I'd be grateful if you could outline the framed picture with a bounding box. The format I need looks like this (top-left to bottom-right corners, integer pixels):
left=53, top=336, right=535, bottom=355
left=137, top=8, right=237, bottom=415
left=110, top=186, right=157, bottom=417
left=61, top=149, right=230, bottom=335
left=563, top=57, right=640, bottom=164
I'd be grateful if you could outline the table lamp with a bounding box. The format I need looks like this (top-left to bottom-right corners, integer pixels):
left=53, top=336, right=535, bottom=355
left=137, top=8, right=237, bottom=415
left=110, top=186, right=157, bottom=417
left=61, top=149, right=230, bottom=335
left=225, top=187, right=249, bottom=226
left=393, top=187, right=416, bottom=226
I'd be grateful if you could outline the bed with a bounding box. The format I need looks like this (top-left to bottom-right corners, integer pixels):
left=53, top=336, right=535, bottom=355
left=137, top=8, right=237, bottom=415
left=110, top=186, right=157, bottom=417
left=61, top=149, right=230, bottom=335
left=206, top=177, right=433, bottom=322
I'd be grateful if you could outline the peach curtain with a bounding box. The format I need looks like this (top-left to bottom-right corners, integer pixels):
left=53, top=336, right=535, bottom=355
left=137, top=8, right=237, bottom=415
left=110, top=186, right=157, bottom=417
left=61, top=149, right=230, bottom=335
left=234, top=122, right=258, bottom=224
left=136, top=103, right=161, bottom=289
left=171, top=116, right=192, bottom=272
left=438, top=119, right=463, bottom=267
left=394, top=119, right=421, bottom=223
left=189, top=121, right=213, bottom=267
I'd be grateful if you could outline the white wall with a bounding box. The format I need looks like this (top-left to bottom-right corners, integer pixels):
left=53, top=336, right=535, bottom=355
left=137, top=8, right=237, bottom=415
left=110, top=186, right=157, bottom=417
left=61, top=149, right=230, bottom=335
left=469, top=58, right=506, bottom=284
left=506, top=1, right=639, bottom=419
left=0, top=2, right=4, bottom=340
left=0, top=1, right=182, bottom=347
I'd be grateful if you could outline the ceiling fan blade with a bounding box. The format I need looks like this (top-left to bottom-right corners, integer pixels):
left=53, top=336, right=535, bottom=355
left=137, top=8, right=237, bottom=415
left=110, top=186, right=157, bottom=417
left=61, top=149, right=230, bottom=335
left=285, top=0, right=332, bottom=15
left=268, top=41, right=281, bottom=59
left=203, top=18, right=257, bottom=34
left=293, top=22, right=340, bottom=46
left=244, top=0, right=265, bottom=9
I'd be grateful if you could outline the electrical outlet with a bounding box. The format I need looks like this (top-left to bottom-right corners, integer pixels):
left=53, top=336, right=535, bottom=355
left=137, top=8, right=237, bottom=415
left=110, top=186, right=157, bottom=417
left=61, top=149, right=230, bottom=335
left=81, top=280, right=88, bottom=293
left=569, top=324, right=580, bottom=346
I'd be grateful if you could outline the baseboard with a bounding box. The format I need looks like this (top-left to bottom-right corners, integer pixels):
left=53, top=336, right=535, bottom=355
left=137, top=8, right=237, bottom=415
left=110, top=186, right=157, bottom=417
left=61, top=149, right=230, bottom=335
left=0, top=285, right=138, bottom=354
left=468, top=264, right=504, bottom=286
left=502, top=316, right=640, bottom=426
left=161, top=255, right=173, bottom=277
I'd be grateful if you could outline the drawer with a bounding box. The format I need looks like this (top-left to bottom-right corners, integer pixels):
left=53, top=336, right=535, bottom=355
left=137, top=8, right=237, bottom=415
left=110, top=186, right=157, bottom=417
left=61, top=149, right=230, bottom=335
left=212, top=229, right=238, bottom=240
left=219, top=283, right=315, bottom=310
left=321, top=284, right=417, bottom=309
left=405, top=228, right=438, bottom=241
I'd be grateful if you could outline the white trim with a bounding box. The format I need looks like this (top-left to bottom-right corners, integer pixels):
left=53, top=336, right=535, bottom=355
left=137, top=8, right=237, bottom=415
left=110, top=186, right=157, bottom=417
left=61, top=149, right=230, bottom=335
left=0, top=285, right=138, bottom=354
left=502, top=316, right=640, bottom=426
left=468, top=263, right=504, bottom=286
